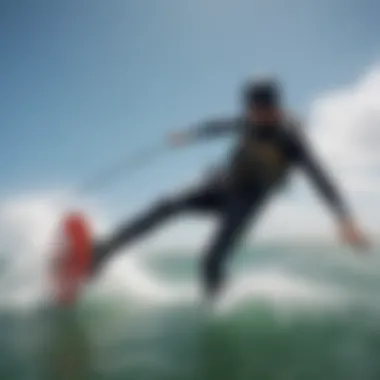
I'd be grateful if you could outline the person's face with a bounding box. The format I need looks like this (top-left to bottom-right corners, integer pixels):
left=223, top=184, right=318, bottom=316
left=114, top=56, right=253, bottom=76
left=246, top=104, right=281, bottom=125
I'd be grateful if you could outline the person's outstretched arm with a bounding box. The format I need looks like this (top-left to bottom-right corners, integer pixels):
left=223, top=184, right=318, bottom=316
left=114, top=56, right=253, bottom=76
left=168, top=117, right=241, bottom=146
left=292, top=127, right=369, bottom=250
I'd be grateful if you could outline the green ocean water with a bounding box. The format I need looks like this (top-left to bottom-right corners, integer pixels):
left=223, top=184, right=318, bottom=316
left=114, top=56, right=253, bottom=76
left=1, top=244, right=380, bottom=380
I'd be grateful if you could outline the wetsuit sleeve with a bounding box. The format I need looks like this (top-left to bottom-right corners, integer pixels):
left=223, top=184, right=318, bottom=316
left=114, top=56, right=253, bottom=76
left=188, top=117, right=241, bottom=140
left=292, top=129, right=351, bottom=222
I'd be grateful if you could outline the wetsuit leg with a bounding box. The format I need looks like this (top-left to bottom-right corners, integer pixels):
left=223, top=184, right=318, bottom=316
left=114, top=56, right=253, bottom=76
left=92, top=182, right=224, bottom=271
left=201, top=191, right=262, bottom=299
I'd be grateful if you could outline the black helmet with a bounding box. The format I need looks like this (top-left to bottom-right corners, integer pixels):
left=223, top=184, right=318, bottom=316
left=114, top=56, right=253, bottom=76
left=242, top=76, right=281, bottom=107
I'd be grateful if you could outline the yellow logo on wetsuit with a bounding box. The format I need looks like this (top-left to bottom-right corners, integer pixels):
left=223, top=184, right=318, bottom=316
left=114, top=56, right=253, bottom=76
left=246, top=141, right=288, bottom=183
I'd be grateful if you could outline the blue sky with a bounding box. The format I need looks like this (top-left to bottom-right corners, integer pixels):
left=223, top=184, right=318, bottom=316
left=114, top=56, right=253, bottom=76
left=0, top=0, right=379, bottom=214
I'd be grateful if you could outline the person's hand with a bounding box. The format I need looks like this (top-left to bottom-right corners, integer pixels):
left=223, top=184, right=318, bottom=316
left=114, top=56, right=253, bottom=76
left=339, top=218, right=370, bottom=251
left=167, top=131, right=191, bottom=147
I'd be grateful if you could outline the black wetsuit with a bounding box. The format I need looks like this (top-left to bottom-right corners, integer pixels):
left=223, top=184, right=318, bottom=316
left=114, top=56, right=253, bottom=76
left=94, top=115, right=350, bottom=298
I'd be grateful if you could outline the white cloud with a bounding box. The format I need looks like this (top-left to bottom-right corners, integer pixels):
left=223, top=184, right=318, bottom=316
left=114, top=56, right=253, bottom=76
left=309, top=66, right=380, bottom=182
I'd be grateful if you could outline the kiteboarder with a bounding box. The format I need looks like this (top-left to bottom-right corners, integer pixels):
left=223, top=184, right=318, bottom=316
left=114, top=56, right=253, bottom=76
left=55, top=76, right=369, bottom=305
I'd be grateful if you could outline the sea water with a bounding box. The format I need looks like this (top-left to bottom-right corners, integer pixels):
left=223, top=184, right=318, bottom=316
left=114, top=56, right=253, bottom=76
left=1, top=199, right=380, bottom=380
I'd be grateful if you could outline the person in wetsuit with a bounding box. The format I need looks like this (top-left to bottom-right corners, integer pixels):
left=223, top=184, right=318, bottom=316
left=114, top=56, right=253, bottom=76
left=92, top=77, right=368, bottom=299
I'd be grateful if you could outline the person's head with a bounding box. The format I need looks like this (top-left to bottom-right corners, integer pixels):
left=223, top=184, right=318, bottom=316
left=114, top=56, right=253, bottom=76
left=242, top=76, right=282, bottom=125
